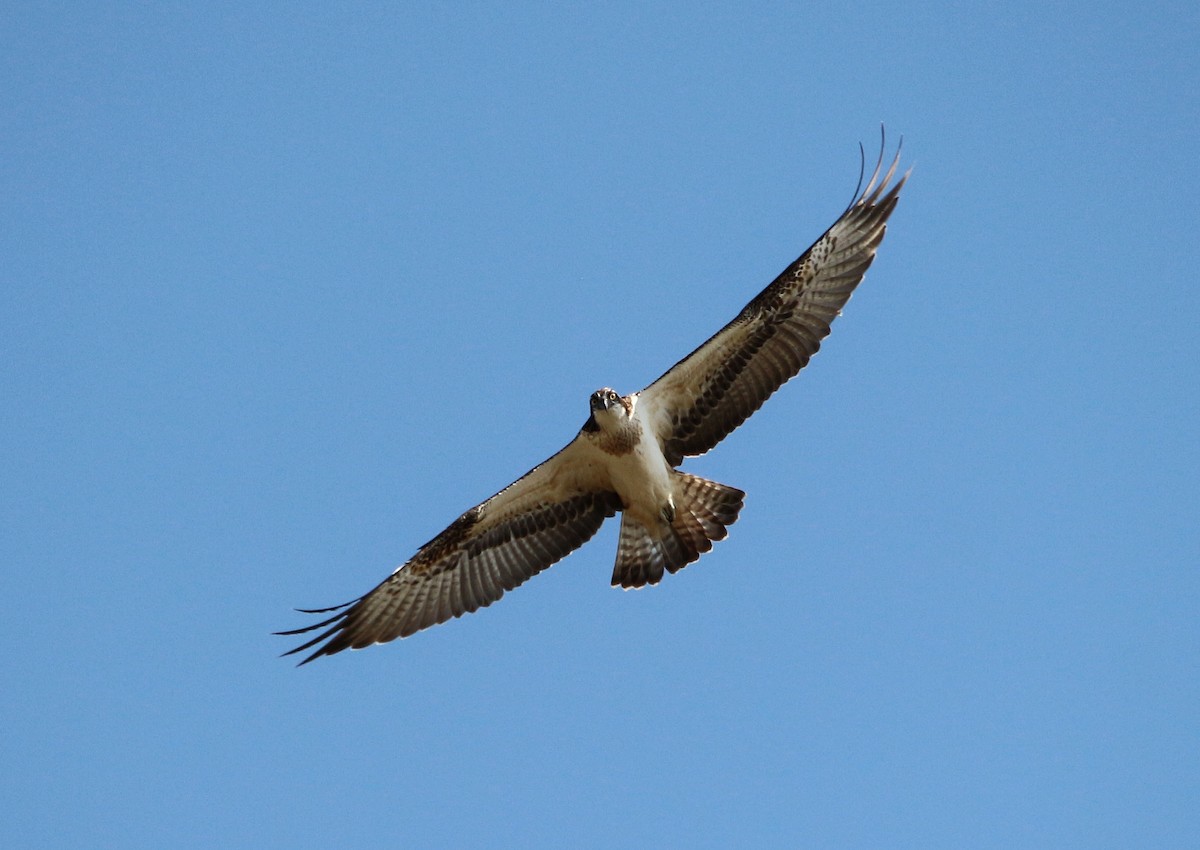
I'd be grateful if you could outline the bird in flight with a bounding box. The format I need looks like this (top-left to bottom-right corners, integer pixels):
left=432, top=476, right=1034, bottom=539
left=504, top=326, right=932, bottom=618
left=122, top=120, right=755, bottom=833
left=280, top=137, right=908, bottom=664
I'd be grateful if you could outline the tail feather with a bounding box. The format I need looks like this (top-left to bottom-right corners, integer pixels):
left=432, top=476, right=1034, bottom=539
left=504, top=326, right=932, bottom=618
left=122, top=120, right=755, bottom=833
left=611, top=472, right=745, bottom=589
left=674, top=507, right=711, bottom=556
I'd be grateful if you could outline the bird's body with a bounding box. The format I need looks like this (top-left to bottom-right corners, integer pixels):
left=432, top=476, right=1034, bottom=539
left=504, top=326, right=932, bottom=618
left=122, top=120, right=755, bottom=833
left=280, top=138, right=909, bottom=664
left=581, top=387, right=746, bottom=588
left=584, top=389, right=673, bottom=527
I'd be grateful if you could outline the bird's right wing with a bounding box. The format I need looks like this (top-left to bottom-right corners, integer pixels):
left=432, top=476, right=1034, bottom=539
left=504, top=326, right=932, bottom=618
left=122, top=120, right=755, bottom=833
left=277, top=437, right=619, bottom=664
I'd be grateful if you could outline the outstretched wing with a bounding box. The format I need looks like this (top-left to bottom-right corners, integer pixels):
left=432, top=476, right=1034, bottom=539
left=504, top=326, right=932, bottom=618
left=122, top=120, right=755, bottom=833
left=639, top=142, right=908, bottom=465
left=278, top=438, right=619, bottom=664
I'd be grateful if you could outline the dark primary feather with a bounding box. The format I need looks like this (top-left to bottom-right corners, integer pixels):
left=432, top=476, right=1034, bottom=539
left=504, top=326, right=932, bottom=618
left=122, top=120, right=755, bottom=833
left=641, top=143, right=908, bottom=465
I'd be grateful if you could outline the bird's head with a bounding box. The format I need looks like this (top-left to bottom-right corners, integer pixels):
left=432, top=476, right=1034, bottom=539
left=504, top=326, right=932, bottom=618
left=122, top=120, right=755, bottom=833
left=590, top=387, right=631, bottom=420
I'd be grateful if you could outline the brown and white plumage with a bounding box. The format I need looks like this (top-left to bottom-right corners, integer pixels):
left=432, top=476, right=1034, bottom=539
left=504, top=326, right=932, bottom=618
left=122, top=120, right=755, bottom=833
left=639, top=145, right=908, bottom=465
left=279, top=138, right=908, bottom=664
left=280, top=442, right=622, bottom=662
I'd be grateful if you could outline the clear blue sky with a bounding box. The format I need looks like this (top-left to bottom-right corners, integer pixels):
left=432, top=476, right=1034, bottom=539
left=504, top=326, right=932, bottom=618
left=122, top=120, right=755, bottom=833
left=3, top=2, right=1197, bottom=848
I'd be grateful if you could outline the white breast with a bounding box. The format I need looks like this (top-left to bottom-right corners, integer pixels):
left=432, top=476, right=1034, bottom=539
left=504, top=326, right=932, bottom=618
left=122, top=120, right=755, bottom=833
left=600, top=403, right=674, bottom=525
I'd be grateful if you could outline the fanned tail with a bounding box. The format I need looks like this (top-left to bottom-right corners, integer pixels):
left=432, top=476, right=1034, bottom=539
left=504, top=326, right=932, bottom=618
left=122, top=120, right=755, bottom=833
left=611, top=472, right=744, bottom=589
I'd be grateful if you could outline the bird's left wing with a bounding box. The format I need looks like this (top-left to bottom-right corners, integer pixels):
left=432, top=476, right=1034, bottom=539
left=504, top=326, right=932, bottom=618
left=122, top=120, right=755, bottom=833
left=278, top=438, right=619, bottom=664
left=638, top=143, right=908, bottom=465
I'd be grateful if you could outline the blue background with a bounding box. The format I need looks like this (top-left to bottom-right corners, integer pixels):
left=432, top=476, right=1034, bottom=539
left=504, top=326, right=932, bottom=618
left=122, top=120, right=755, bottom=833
left=3, top=2, right=1197, bottom=847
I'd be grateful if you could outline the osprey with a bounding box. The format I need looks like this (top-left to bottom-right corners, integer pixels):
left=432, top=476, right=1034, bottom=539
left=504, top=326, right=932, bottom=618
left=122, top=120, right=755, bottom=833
left=280, top=140, right=908, bottom=664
